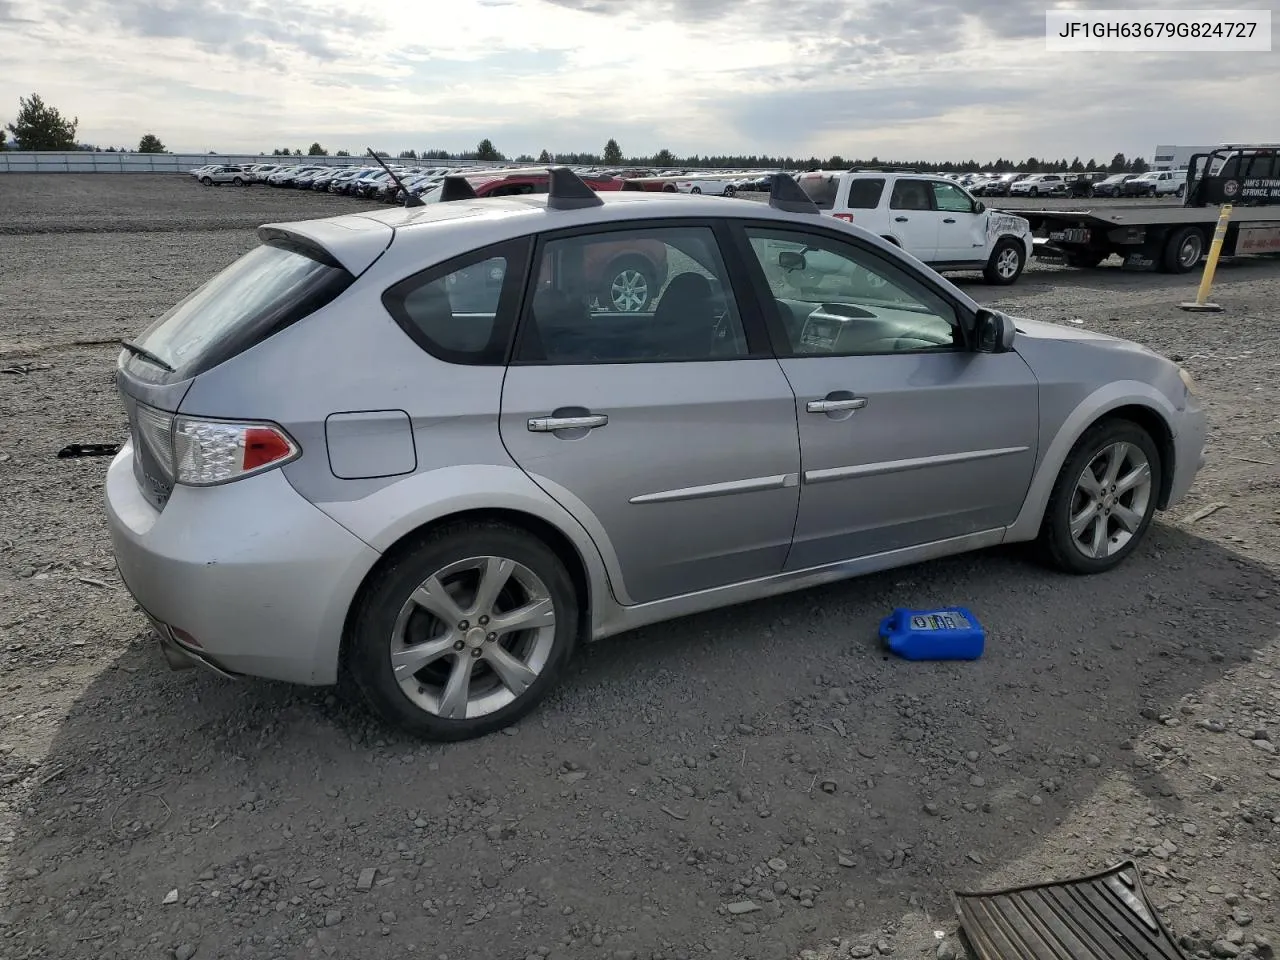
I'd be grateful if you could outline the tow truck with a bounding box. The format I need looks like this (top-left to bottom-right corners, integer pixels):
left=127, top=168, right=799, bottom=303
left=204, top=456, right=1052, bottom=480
left=999, top=144, right=1280, bottom=273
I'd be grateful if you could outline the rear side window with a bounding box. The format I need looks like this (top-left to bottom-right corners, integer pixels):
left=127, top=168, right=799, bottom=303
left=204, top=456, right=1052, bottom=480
left=846, top=178, right=884, bottom=208
left=382, top=238, right=530, bottom=365
left=126, top=238, right=354, bottom=382
left=797, top=174, right=840, bottom=209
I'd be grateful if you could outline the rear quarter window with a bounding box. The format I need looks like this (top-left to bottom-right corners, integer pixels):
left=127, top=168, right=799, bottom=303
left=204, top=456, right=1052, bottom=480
left=846, top=178, right=885, bottom=208
left=124, top=238, right=354, bottom=382
left=798, top=174, right=839, bottom=209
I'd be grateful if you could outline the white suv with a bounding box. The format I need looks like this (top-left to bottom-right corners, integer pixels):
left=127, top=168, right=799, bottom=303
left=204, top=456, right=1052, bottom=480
left=1009, top=174, right=1068, bottom=197
left=796, top=171, right=1034, bottom=284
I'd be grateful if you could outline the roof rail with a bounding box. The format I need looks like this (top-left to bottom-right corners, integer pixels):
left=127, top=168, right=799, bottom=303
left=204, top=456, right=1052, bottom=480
left=768, top=173, right=820, bottom=215
left=547, top=166, right=604, bottom=210
left=437, top=175, right=478, bottom=202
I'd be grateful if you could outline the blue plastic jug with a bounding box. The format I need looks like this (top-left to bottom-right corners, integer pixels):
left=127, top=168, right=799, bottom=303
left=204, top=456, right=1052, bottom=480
left=879, top=607, right=985, bottom=661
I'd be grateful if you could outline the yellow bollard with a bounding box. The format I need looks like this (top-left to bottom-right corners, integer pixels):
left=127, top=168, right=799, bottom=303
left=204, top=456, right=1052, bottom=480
left=1179, top=204, right=1232, bottom=312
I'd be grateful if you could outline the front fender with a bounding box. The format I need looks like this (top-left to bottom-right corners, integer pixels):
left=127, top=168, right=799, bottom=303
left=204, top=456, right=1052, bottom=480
left=1004, top=380, right=1179, bottom=542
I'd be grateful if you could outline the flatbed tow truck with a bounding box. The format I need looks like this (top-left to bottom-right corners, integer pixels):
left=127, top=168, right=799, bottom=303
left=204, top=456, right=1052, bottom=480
left=996, top=144, right=1280, bottom=273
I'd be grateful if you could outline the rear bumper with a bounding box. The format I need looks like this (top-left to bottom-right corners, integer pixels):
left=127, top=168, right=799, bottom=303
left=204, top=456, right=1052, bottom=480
left=105, top=441, right=381, bottom=686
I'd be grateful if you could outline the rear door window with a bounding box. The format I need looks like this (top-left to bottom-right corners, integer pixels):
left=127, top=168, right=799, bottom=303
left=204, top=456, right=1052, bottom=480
left=125, top=238, right=354, bottom=381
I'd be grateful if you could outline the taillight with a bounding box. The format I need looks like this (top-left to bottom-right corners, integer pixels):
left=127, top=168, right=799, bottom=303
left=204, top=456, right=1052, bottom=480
left=833, top=213, right=855, bottom=222
left=134, top=403, right=299, bottom=486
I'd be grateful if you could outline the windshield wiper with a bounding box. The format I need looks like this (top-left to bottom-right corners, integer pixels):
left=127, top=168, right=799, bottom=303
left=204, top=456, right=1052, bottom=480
left=120, top=339, right=176, bottom=373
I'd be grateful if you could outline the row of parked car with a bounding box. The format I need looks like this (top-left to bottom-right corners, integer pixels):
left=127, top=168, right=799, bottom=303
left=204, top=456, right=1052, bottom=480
left=936, top=169, right=1187, bottom=199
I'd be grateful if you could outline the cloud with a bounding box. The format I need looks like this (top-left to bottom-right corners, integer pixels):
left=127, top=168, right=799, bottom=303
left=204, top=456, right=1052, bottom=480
left=0, top=0, right=1275, bottom=161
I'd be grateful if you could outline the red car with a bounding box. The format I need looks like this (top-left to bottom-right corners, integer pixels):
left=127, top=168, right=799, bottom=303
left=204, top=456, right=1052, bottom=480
left=448, top=171, right=670, bottom=313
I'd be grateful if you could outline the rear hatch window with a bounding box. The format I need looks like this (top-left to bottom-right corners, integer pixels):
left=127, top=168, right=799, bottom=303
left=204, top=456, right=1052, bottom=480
left=797, top=174, right=840, bottom=209
left=122, top=237, right=354, bottom=384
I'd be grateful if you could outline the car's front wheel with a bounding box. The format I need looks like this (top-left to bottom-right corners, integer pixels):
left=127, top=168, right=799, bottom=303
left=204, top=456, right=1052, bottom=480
left=1037, top=419, right=1161, bottom=574
left=983, top=238, right=1025, bottom=284
left=348, top=521, right=579, bottom=740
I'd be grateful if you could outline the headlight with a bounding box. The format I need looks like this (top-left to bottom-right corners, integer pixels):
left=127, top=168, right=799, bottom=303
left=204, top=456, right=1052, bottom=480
left=1178, top=367, right=1197, bottom=395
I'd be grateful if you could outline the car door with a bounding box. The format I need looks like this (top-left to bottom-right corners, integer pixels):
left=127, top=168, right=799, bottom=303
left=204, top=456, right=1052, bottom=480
left=732, top=221, right=1039, bottom=571
left=930, top=181, right=987, bottom=262
left=886, top=178, right=941, bottom=260
left=499, top=221, right=802, bottom=606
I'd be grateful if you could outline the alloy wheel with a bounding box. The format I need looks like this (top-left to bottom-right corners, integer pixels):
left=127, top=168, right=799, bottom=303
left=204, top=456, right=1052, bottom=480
left=996, top=247, right=1021, bottom=279
left=610, top=269, right=650, bottom=312
left=389, top=556, right=557, bottom=720
left=1068, top=442, right=1153, bottom=559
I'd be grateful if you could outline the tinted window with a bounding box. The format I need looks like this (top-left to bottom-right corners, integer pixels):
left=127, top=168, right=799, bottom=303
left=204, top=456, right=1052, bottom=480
left=931, top=181, right=974, bottom=212
left=382, top=240, right=527, bottom=365
left=846, top=178, right=884, bottom=208
left=797, top=174, right=840, bottom=209
left=889, top=179, right=933, bottom=210
left=516, top=226, right=748, bottom=364
left=127, top=239, right=354, bottom=381
left=744, top=227, right=959, bottom=357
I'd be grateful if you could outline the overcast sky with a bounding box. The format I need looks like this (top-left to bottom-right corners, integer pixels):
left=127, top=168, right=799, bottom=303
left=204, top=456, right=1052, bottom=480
left=1, top=0, right=1276, bottom=161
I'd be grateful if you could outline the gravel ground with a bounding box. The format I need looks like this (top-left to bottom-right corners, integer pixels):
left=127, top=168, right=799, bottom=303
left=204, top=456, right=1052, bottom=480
left=1, top=176, right=1278, bottom=960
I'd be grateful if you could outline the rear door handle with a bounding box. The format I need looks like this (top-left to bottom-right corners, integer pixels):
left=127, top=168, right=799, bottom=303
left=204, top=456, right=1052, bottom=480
left=894, top=216, right=908, bottom=222
left=807, top=398, right=868, bottom=414
left=527, top=414, right=608, bottom=432
left=943, top=217, right=957, bottom=223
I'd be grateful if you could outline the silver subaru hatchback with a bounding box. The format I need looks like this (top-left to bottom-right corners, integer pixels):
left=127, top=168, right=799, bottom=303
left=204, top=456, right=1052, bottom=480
left=105, top=170, right=1206, bottom=740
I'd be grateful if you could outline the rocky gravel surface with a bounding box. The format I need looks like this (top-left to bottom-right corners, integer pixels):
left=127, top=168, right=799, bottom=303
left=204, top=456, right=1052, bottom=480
left=0, top=176, right=1278, bottom=960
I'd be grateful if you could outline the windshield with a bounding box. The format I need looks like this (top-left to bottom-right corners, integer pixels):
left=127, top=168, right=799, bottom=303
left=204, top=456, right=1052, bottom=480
left=125, top=239, right=354, bottom=381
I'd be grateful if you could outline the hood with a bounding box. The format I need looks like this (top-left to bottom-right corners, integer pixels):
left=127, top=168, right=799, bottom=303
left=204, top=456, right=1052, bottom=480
left=1013, top=316, right=1138, bottom=346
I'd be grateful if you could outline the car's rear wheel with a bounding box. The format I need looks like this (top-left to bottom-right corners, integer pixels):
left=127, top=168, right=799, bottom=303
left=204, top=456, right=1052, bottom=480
left=233, top=177, right=244, bottom=186
left=1036, top=419, right=1161, bottom=574
left=983, top=238, right=1025, bottom=284
left=602, top=256, right=657, bottom=312
left=348, top=521, right=578, bottom=740
left=724, top=185, right=736, bottom=197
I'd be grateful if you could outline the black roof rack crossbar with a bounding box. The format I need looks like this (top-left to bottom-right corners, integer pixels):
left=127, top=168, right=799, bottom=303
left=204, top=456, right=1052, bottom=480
left=438, top=175, right=479, bottom=202
left=547, top=166, right=604, bottom=209
left=768, top=173, right=820, bottom=215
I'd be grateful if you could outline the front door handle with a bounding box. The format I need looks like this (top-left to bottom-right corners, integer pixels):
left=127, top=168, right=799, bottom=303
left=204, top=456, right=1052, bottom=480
left=943, top=217, right=956, bottom=223
left=894, top=216, right=908, bottom=222
left=807, top=398, right=868, bottom=414
left=528, top=414, right=609, bottom=432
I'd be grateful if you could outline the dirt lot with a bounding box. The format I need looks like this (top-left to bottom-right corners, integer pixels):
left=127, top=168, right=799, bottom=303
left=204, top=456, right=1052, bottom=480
left=1, top=175, right=1278, bottom=960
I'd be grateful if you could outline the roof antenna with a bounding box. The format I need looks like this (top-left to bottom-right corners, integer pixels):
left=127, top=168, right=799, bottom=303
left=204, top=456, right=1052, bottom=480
left=768, top=173, right=820, bottom=214
left=547, top=166, right=604, bottom=210
left=366, top=147, right=424, bottom=207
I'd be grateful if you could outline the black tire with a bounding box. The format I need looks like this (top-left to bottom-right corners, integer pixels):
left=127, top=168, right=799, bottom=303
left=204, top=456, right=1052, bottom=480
left=1065, top=251, right=1106, bottom=269
left=599, top=255, right=658, bottom=312
left=983, top=238, right=1025, bottom=284
left=1028, top=186, right=1039, bottom=197
left=347, top=521, right=579, bottom=741
left=233, top=177, right=244, bottom=186
left=690, top=185, right=702, bottom=194
left=1161, top=226, right=1204, bottom=274
left=1036, top=418, right=1162, bottom=574
left=1175, top=184, right=1186, bottom=198
left=724, top=185, right=736, bottom=198
left=200, top=176, right=212, bottom=186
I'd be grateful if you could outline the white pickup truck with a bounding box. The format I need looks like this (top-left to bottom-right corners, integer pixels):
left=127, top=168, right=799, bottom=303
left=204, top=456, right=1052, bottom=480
left=795, top=171, right=1035, bottom=284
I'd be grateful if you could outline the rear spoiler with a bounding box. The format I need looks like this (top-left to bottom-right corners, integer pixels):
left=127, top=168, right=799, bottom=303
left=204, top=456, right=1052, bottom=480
left=256, top=218, right=394, bottom=276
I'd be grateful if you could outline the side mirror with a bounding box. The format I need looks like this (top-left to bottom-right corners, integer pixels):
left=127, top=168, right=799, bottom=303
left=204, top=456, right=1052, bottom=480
left=778, top=250, right=807, bottom=271
left=974, top=308, right=1016, bottom=353
left=974, top=200, right=986, bottom=213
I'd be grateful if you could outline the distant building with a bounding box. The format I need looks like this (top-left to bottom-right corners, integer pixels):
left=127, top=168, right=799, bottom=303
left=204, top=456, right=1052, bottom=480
left=1151, top=145, right=1221, bottom=171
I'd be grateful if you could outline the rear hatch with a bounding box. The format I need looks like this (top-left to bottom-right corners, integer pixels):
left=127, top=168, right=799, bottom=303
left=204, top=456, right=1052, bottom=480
left=116, top=218, right=392, bottom=509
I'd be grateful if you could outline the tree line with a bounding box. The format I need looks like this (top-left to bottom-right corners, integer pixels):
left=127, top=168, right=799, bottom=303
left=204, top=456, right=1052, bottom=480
left=1, top=92, right=1153, bottom=174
